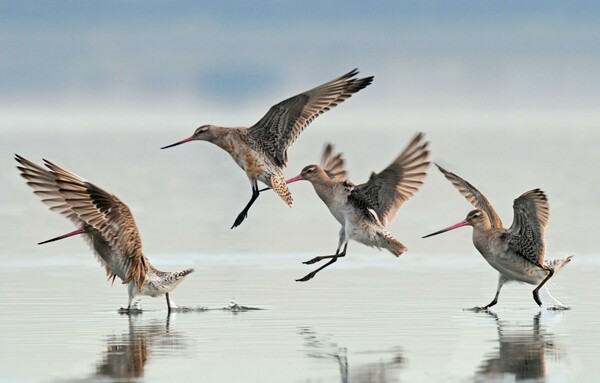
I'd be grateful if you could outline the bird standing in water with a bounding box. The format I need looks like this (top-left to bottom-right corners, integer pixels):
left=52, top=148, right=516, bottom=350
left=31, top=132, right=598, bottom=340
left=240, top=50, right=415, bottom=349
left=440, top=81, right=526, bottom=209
left=286, top=133, right=430, bottom=281
left=16, top=155, right=194, bottom=313
left=161, top=69, right=373, bottom=228
left=423, top=164, right=572, bottom=310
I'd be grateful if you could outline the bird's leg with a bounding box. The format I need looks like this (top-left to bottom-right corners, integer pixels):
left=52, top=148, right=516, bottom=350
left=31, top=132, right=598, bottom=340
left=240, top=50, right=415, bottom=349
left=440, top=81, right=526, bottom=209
left=533, top=268, right=555, bottom=307
left=302, top=246, right=346, bottom=265
left=166, top=293, right=172, bottom=315
left=118, top=286, right=135, bottom=314
left=296, top=244, right=348, bottom=282
left=231, top=180, right=260, bottom=229
left=303, top=228, right=347, bottom=264
left=467, top=275, right=506, bottom=312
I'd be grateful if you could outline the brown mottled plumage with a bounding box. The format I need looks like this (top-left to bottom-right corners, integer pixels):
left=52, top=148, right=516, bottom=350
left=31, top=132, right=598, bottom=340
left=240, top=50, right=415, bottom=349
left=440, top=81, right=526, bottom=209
left=423, top=164, right=572, bottom=309
left=287, top=133, right=430, bottom=281
left=320, top=143, right=347, bottom=181
left=16, top=155, right=193, bottom=312
left=161, top=69, right=373, bottom=228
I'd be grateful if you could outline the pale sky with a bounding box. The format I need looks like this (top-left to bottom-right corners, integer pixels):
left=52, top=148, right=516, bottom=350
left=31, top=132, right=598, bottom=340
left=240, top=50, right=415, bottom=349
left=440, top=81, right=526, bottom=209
left=2, top=1, right=599, bottom=118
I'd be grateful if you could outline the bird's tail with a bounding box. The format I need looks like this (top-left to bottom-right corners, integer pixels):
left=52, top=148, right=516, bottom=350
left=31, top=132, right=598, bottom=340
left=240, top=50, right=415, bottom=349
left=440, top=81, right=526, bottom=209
left=173, top=268, right=194, bottom=280
left=271, top=175, right=293, bottom=206
left=545, top=255, right=573, bottom=273
left=382, top=232, right=407, bottom=257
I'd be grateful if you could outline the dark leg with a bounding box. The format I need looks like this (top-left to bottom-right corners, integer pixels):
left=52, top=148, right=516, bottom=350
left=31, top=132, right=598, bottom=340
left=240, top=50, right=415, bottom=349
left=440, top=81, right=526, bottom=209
left=533, top=268, right=554, bottom=307
left=482, top=291, right=500, bottom=310
left=296, top=244, right=348, bottom=282
left=231, top=181, right=260, bottom=229
left=303, top=231, right=347, bottom=264
left=166, top=293, right=172, bottom=315
left=467, top=275, right=506, bottom=312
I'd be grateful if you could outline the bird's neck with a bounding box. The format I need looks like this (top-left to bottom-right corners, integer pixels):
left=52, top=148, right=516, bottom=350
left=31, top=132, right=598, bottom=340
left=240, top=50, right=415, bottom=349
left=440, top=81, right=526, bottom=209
left=310, top=177, right=339, bottom=207
left=208, top=127, right=242, bottom=153
left=471, top=224, right=497, bottom=257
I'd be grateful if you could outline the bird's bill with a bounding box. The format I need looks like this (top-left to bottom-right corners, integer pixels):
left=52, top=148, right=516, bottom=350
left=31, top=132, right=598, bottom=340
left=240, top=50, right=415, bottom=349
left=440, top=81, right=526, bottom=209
left=160, top=136, right=194, bottom=149
left=38, top=228, right=85, bottom=245
left=422, top=219, right=469, bottom=238
left=285, top=175, right=303, bottom=184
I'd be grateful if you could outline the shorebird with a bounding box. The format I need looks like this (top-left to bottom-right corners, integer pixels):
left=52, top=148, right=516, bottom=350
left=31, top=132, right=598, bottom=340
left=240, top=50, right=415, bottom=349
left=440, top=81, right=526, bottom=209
left=423, top=164, right=572, bottom=310
left=15, top=155, right=194, bottom=313
left=161, top=69, right=373, bottom=228
left=286, top=133, right=430, bottom=281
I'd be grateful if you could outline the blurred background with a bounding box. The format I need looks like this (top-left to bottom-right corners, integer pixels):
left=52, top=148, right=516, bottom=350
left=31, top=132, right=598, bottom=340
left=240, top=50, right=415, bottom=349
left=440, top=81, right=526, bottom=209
left=2, top=1, right=599, bottom=262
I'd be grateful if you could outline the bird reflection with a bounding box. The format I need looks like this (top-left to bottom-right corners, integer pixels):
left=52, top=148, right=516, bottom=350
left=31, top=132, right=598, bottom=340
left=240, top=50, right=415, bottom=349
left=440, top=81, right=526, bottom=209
left=299, top=327, right=405, bottom=383
left=475, top=311, right=564, bottom=382
left=94, top=314, right=188, bottom=381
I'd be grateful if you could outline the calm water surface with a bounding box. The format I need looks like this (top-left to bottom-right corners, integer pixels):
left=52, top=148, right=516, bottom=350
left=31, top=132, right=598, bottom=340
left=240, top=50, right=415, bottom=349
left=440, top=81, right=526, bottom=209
left=0, top=252, right=597, bottom=382
left=2, top=126, right=599, bottom=382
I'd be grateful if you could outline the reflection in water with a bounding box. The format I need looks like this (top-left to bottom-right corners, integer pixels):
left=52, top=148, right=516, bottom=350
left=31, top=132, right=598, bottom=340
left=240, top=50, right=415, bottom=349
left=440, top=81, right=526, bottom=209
left=56, top=314, right=189, bottom=382
left=95, top=314, right=188, bottom=380
left=299, top=327, right=405, bottom=383
left=475, top=311, right=565, bottom=382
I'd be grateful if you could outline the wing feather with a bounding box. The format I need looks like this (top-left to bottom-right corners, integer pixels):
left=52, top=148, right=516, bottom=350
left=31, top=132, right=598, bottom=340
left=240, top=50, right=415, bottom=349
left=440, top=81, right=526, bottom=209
left=15, top=155, right=146, bottom=288
left=320, top=143, right=347, bottom=181
left=507, top=189, right=549, bottom=266
left=352, top=133, right=430, bottom=225
left=435, top=164, right=503, bottom=228
left=248, top=69, right=373, bottom=167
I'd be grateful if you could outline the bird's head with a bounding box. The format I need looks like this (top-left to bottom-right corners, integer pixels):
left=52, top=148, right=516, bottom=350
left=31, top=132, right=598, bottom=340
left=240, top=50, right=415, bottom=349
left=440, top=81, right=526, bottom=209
left=286, top=164, right=327, bottom=184
left=161, top=125, right=216, bottom=149
left=422, top=209, right=489, bottom=238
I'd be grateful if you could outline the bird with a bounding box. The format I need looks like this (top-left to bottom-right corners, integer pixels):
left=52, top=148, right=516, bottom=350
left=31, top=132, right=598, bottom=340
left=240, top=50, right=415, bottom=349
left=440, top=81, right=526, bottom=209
left=422, top=164, right=572, bottom=310
left=286, top=133, right=430, bottom=281
left=15, top=155, right=194, bottom=313
left=161, top=68, right=374, bottom=229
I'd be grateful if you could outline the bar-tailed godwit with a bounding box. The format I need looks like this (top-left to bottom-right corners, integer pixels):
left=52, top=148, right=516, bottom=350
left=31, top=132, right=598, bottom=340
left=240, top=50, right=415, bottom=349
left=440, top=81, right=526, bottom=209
left=286, top=133, right=430, bottom=281
left=423, top=164, right=572, bottom=310
left=161, top=69, right=373, bottom=228
left=16, top=155, right=194, bottom=313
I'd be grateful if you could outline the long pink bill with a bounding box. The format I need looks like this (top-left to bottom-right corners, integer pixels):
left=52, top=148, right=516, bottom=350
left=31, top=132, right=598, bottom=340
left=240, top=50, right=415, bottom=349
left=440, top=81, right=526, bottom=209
left=285, top=175, right=303, bottom=184
left=422, top=219, right=469, bottom=239
left=260, top=174, right=303, bottom=193
left=160, top=136, right=194, bottom=149
left=38, top=228, right=86, bottom=245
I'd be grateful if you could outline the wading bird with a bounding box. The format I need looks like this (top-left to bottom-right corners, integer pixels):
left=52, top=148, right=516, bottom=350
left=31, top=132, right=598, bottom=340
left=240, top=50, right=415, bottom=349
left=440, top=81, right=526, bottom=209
left=422, top=164, right=572, bottom=310
left=286, top=133, right=430, bottom=281
left=161, top=69, right=373, bottom=228
left=16, top=155, right=194, bottom=313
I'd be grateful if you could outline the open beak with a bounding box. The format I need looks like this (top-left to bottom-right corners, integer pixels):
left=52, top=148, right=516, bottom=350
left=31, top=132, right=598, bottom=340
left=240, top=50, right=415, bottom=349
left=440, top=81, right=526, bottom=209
left=422, top=219, right=469, bottom=238
left=286, top=175, right=303, bottom=184
left=161, top=136, right=194, bottom=149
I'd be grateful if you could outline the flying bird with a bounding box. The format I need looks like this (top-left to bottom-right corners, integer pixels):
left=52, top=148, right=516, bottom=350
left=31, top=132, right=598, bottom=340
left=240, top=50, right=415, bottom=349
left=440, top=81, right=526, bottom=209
left=16, top=155, right=194, bottom=313
left=161, top=69, right=373, bottom=228
left=422, top=164, right=572, bottom=310
left=286, top=133, right=430, bottom=281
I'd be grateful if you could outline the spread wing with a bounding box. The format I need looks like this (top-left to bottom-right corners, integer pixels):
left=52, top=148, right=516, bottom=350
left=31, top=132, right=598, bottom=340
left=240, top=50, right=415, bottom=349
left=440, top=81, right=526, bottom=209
left=248, top=69, right=373, bottom=167
left=16, top=155, right=147, bottom=288
left=351, top=133, right=430, bottom=226
left=320, top=143, right=347, bottom=181
left=507, top=189, right=549, bottom=266
left=435, top=164, right=503, bottom=229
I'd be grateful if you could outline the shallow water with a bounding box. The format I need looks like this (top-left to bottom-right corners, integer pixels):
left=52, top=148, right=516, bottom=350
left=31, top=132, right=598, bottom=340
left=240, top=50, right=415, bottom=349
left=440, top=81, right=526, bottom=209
left=2, top=123, right=599, bottom=382
left=0, top=252, right=597, bottom=382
